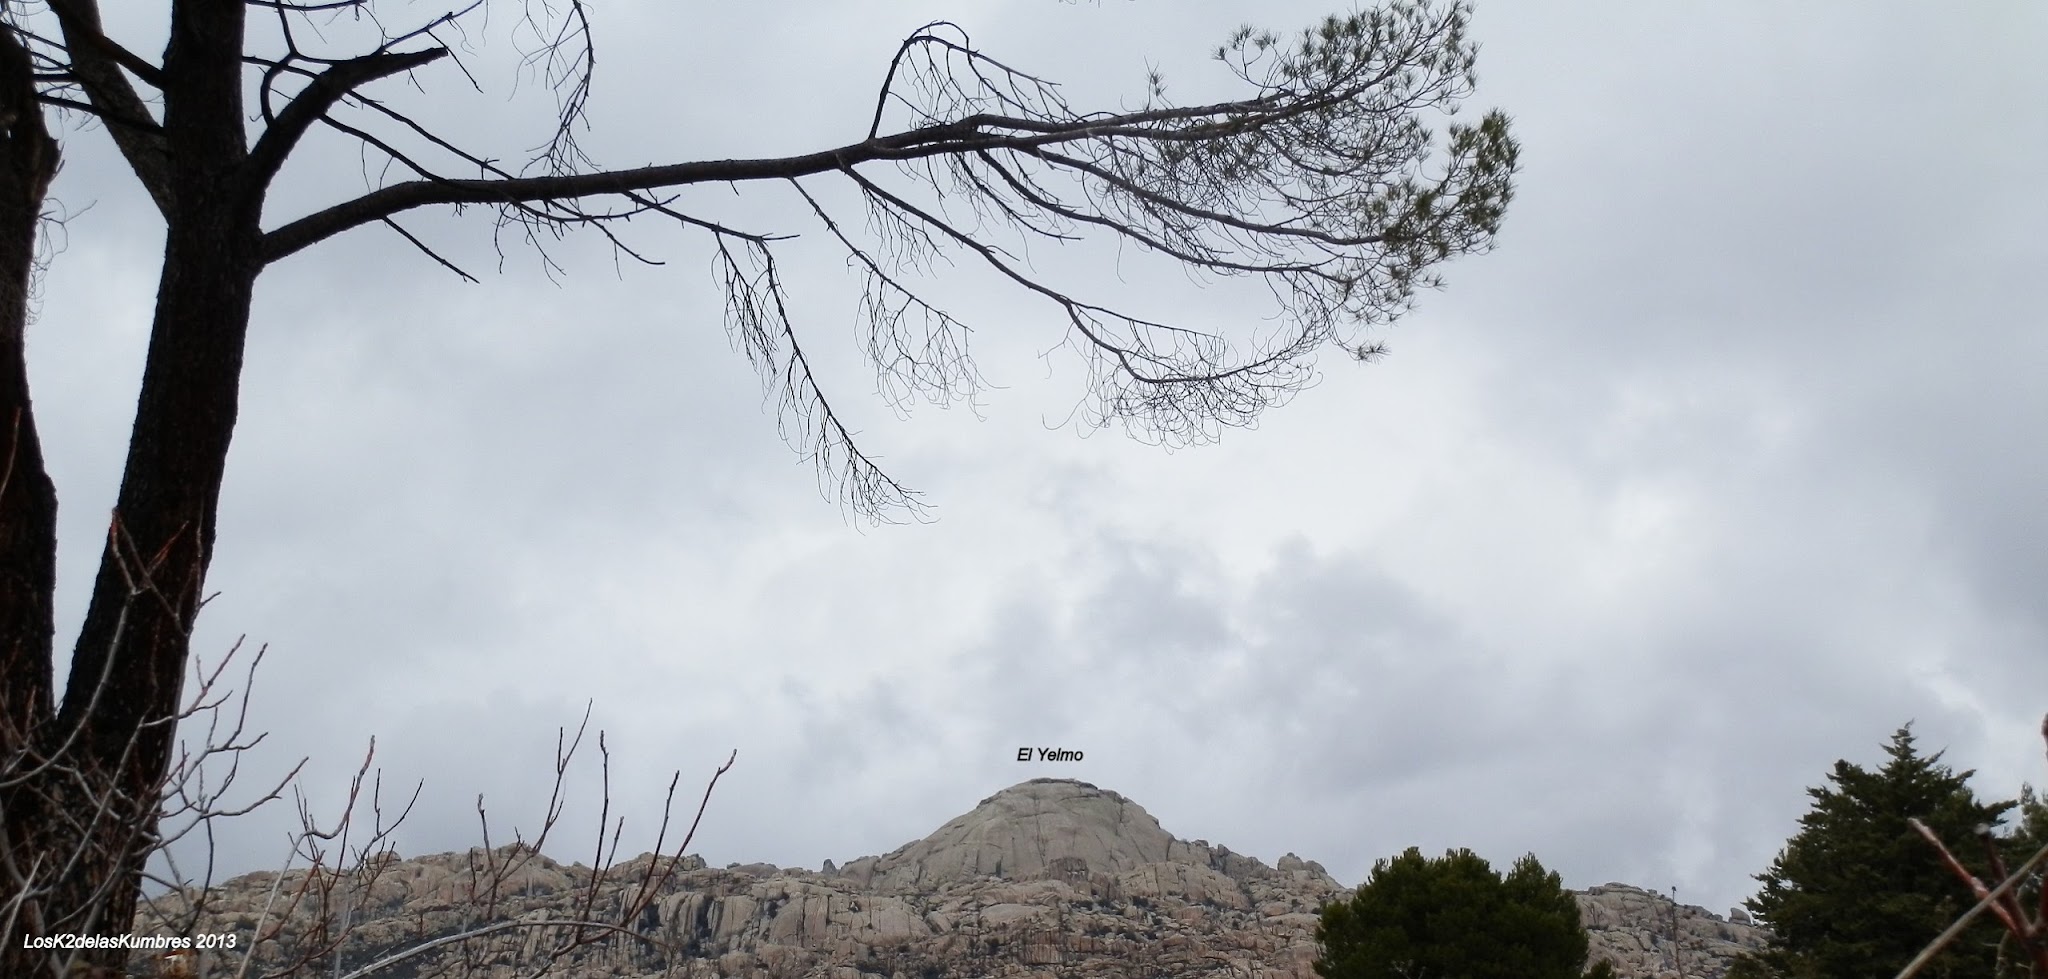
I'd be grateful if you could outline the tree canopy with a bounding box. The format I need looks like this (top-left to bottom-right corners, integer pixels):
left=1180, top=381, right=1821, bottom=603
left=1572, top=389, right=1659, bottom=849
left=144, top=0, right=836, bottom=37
left=1314, top=846, right=1613, bottom=979
left=1732, top=724, right=2031, bottom=979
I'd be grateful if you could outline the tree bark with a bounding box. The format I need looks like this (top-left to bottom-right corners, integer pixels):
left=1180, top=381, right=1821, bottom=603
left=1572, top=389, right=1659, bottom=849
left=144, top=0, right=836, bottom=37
left=0, top=20, right=65, bottom=979
left=39, top=210, right=262, bottom=978
left=0, top=0, right=59, bottom=742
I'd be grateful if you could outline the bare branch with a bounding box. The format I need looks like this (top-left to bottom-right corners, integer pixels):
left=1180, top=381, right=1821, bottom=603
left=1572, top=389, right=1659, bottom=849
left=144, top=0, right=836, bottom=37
left=1897, top=826, right=2048, bottom=979
left=245, top=47, right=448, bottom=193
left=236, top=1, right=1515, bottom=525
left=379, top=216, right=477, bottom=282
left=45, top=0, right=173, bottom=214
left=260, top=88, right=1443, bottom=264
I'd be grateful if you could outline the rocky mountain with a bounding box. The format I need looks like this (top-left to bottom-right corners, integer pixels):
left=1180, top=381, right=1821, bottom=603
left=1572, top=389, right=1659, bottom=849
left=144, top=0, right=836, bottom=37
left=131, top=778, right=1769, bottom=979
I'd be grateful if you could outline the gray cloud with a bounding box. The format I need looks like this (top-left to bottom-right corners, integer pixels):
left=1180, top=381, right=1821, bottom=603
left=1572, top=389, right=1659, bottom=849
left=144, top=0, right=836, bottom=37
left=24, top=0, right=2045, bottom=923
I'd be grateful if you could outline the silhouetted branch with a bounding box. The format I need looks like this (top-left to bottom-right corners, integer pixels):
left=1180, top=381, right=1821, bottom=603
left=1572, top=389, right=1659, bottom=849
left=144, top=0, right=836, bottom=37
left=41, top=0, right=173, bottom=213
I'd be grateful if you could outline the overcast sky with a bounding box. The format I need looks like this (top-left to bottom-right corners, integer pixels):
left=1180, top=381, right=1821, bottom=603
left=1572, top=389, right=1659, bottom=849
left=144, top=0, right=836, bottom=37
left=30, top=1, right=2045, bottom=918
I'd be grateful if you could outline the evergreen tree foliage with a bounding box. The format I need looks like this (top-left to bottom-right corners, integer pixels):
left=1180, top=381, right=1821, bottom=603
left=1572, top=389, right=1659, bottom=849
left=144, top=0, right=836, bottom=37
left=1992, top=783, right=2048, bottom=975
left=2011, top=784, right=2048, bottom=858
left=1729, top=724, right=2024, bottom=979
left=1314, top=846, right=1613, bottom=979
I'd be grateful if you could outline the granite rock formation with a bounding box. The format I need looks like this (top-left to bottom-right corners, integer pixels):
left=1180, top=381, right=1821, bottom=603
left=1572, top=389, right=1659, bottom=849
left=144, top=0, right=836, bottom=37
left=1576, top=882, right=1770, bottom=979
left=131, top=778, right=1768, bottom=979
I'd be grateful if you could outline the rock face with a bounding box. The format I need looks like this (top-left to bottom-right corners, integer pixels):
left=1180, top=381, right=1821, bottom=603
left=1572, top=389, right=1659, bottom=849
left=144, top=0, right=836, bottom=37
left=1577, top=883, right=1772, bottom=979
left=839, top=779, right=1220, bottom=891
left=133, top=779, right=1769, bottom=979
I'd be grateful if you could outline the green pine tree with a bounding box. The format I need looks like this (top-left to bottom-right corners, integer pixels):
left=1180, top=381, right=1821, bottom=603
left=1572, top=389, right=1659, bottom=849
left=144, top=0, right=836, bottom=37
left=1314, top=847, right=1614, bottom=979
left=1990, top=783, right=2048, bottom=976
left=1730, top=724, right=2022, bottom=979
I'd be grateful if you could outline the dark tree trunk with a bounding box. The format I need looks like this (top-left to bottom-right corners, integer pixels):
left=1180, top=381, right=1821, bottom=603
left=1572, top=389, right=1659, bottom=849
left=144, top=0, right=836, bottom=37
left=37, top=219, right=262, bottom=978
left=0, top=20, right=66, bottom=979
left=0, top=0, right=58, bottom=734
left=3, top=4, right=259, bottom=975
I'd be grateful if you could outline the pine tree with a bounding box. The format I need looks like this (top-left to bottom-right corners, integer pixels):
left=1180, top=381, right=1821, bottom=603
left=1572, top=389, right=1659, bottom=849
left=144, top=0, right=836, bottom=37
left=1314, top=847, right=1614, bottom=979
left=1731, top=724, right=2021, bottom=979
left=2005, top=783, right=2048, bottom=881
left=1990, top=783, right=2048, bottom=976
